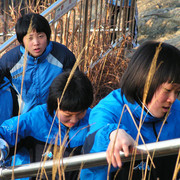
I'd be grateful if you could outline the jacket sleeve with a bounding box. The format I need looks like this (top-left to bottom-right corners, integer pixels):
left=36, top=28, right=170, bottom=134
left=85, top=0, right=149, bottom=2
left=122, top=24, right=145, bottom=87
left=0, top=105, right=45, bottom=147
left=0, top=113, right=33, bottom=147
left=0, top=46, right=22, bottom=80
left=80, top=89, right=129, bottom=180
left=83, top=89, right=128, bottom=154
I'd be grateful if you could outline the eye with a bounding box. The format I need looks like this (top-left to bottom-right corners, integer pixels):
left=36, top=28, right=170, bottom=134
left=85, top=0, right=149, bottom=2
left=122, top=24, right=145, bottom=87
left=164, top=88, right=171, bottom=92
left=39, top=34, right=45, bottom=38
left=64, top=115, right=71, bottom=118
left=29, top=37, right=33, bottom=40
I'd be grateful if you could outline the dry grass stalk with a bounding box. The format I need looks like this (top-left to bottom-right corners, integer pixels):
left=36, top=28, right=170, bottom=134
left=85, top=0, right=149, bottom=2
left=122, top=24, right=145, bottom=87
left=3, top=1, right=179, bottom=179
left=11, top=17, right=34, bottom=180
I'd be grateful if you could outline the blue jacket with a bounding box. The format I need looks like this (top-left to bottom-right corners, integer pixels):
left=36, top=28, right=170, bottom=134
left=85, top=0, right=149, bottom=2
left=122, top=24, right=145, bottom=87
left=0, top=104, right=91, bottom=166
left=81, top=89, right=180, bottom=179
left=0, top=77, right=14, bottom=124
left=0, top=104, right=91, bottom=148
left=0, top=41, right=76, bottom=113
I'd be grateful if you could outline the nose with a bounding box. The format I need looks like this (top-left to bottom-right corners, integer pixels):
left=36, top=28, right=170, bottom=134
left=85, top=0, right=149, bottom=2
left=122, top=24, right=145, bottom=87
left=70, top=116, right=79, bottom=124
left=167, top=92, right=177, bottom=104
left=33, top=37, right=40, bottom=45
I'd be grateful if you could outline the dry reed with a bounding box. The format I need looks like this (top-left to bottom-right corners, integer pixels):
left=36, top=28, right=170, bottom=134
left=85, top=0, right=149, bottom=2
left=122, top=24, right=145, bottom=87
left=1, top=1, right=179, bottom=179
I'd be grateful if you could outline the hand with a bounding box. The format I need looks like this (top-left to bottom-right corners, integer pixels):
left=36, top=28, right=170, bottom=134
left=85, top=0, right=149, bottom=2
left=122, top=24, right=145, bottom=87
left=106, top=129, right=135, bottom=168
left=0, top=138, right=9, bottom=161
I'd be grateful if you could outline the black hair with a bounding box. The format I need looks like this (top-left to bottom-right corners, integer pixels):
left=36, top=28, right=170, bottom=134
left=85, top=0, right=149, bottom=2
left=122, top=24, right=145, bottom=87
left=15, top=13, right=51, bottom=44
left=120, top=41, right=180, bottom=104
left=47, top=70, right=94, bottom=116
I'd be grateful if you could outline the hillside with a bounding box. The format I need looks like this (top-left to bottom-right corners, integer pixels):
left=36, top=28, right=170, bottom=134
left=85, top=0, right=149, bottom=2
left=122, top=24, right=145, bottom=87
left=137, top=0, right=180, bottom=49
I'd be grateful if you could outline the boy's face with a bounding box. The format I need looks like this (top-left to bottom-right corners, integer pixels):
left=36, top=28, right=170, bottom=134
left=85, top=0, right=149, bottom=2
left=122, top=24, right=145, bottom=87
left=56, top=110, right=87, bottom=128
left=23, top=29, right=48, bottom=58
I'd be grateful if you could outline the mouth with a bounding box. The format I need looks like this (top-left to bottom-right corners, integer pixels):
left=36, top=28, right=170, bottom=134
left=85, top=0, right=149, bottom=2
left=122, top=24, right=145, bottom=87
left=66, top=123, right=76, bottom=127
left=34, top=48, right=41, bottom=53
left=162, top=106, right=171, bottom=112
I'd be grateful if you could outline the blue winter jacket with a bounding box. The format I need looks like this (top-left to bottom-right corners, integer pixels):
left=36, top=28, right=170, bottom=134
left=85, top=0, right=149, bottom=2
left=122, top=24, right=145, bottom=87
left=0, top=104, right=91, bottom=148
left=0, top=77, right=14, bottom=124
left=0, top=41, right=76, bottom=114
left=0, top=104, right=91, bottom=166
left=80, top=89, right=180, bottom=179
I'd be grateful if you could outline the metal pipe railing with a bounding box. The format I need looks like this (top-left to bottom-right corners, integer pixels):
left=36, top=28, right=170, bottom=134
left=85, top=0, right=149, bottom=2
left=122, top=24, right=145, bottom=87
left=0, top=138, right=180, bottom=179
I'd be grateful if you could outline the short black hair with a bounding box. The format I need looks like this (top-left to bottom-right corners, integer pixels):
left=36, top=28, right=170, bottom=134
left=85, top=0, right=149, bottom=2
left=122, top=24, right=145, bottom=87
left=47, top=70, right=94, bottom=116
left=15, top=13, right=51, bottom=44
left=120, top=41, right=180, bottom=104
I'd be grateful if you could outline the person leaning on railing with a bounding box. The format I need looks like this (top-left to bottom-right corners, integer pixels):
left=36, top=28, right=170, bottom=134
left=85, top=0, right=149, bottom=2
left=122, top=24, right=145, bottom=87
left=80, top=41, right=180, bottom=180
left=0, top=70, right=93, bottom=180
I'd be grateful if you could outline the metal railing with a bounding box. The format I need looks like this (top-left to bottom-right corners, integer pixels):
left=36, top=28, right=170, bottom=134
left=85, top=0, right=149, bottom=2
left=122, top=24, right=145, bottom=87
left=0, top=138, right=179, bottom=179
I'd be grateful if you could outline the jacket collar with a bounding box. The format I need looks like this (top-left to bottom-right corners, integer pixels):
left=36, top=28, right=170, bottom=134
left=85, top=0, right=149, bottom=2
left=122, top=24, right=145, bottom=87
left=122, top=92, right=164, bottom=123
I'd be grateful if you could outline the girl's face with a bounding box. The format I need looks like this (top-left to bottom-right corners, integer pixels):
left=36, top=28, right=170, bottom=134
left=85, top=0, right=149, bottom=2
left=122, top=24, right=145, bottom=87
left=56, top=110, right=87, bottom=128
left=23, top=29, right=48, bottom=58
left=146, top=82, right=180, bottom=118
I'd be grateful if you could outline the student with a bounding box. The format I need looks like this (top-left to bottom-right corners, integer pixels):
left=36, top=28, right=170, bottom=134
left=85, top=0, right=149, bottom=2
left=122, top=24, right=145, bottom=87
left=0, top=69, right=18, bottom=124
left=0, top=70, right=93, bottom=179
left=80, top=41, right=180, bottom=179
left=0, top=13, right=76, bottom=114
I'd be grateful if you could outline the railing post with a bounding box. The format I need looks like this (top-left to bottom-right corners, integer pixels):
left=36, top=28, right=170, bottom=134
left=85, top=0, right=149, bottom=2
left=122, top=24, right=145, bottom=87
left=121, top=0, right=129, bottom=58
left=127, top=0, right=136, bottom=49
left=81, top=0, right=88, bottom=70
left=3, top=1, right=9, bottom=42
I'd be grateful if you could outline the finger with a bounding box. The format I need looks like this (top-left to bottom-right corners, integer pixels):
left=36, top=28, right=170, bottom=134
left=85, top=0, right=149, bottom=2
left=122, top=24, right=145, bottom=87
left=106, top=145, right=113, bottom=164
left=122, top=144, right=130, bottom=157
left=111, top=152, right=118, bottom=168
left=114, top=149, right=122, bottom=168
left=106, top=146, right=118, bottom=168
left=106, top=148, right=111, bottom=164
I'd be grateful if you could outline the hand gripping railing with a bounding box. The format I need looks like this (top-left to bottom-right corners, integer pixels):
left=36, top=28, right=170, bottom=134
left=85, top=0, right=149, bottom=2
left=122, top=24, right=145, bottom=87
left=0, top=138, right=180, bottom=179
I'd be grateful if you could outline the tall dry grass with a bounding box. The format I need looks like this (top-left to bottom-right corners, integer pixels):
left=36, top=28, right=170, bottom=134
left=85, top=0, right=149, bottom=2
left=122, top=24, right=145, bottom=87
left=1, top=0, right=179, bottom=180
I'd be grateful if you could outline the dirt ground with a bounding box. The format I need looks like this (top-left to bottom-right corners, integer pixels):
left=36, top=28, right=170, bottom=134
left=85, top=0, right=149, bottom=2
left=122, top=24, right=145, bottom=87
left=137, top=0, right=180, bottom=49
